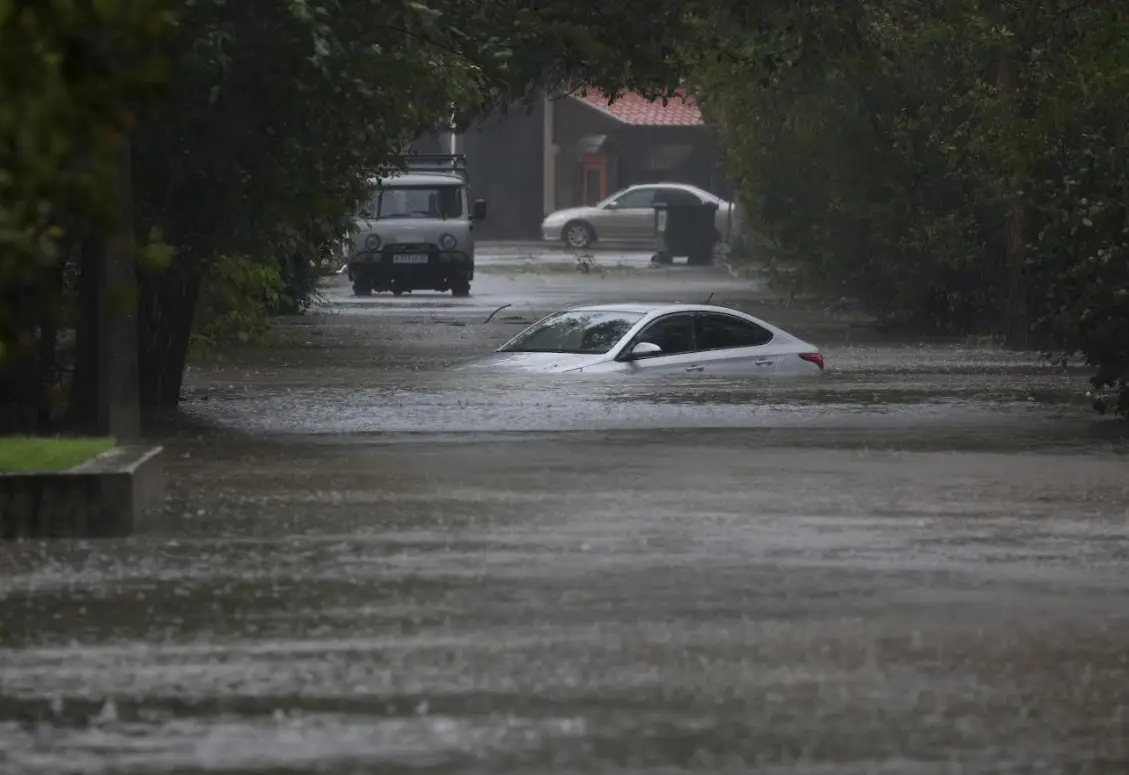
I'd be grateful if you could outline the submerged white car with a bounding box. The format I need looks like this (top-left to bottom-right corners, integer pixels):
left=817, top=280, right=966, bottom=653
left=455, top=303, right=825, bottom=375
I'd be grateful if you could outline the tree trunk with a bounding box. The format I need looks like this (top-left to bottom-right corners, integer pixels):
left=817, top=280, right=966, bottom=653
left=995, top=18, right=1030, bottom=350
left=0, top=289, right=39, bottom=433
left=1003, top=201, right=1029, bottom=349
left=35, top=265, right=63, bottom=430
left=70, top=135, right=145, bottom=436
left=72, top=230, right=108, bottom=435
left=2, top=240, right=66, bottom=434
left=137, top=268, right=201, bottom=411
left=105, top=134, right=141, bottom=439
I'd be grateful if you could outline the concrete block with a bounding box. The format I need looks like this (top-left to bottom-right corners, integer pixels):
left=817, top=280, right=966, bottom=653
left=0, top=446, right=164, bottom=539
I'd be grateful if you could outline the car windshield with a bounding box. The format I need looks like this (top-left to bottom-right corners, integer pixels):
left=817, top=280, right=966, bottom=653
left=360, top=186, right=464, bottom=219
left=500, top=310, right=645, bottom=355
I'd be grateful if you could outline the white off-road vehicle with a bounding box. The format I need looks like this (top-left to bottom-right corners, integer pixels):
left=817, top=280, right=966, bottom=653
left=346, top=154, right=487, bottom=297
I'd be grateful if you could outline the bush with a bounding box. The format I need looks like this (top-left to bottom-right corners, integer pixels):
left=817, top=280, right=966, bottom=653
left=190, top=254, right=285, bottom=360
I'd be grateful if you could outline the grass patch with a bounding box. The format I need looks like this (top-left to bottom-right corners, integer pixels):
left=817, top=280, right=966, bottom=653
left=0, top=436, right=115, bottom=473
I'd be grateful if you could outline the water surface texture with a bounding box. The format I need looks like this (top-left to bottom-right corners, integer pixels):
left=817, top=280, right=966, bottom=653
left=2, top=252, right=1127, bottom=774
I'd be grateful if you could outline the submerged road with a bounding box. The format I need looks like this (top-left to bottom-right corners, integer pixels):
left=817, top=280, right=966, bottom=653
left=2, top=249, right=1128, bottom=774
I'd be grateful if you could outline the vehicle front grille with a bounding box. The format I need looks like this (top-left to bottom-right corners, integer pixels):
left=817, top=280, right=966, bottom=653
left=386, top=242, right=434, bottom=251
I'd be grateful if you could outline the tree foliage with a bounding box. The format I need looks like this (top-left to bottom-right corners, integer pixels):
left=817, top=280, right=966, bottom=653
left=0, top=0, right=171, bottom=317
left=688, top=0, right=1129, bottom=415
left=0, top=0, right=696, bottom=427
left=131, top=0, right=693, bottom=407
left=8, top=0, right=1127, bottom=426
left=0, top=0, right=174, bottom=430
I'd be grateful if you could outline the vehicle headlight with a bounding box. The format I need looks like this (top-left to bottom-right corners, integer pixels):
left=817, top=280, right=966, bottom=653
left=439, top=233, right=457, bottom=250
left=364, top=234, right=381, bottom=250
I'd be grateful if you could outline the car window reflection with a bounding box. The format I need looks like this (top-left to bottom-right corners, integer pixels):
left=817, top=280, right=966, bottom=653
left=501, top=311, right=645, bottom=354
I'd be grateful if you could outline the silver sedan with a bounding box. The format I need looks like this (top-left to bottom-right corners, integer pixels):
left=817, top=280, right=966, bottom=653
left=541, top=183, right=739, bottom=250
left=454, top=303, right=824, bottom=375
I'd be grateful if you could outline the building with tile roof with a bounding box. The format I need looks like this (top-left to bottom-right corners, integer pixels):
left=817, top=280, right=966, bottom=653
left=414, top=89, right=727, bottom=240
left=574, top=88, right=703, bottom=127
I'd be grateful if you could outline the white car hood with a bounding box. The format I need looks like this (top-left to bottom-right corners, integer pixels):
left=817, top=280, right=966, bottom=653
left=451, top=351, right=607, bottom=373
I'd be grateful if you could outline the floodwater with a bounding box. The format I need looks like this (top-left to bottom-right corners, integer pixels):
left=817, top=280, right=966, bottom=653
left=2, top=250, right=1127, bottom=774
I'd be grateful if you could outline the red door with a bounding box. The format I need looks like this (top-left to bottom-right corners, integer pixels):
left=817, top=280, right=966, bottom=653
left=581, top=155, right=607, bottom=206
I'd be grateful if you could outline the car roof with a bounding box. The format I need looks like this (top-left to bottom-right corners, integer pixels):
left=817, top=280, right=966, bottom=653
left=561, top=303, right=797, bottom=340
left=628, top=182, right=703, bottom=192
left=568, top=302, right=758, bottom=317
left=624, top=182, right=719, bottom=199
left=564, top=303, right=661, bottom=315
left=368, top=172, right=464, bottom=187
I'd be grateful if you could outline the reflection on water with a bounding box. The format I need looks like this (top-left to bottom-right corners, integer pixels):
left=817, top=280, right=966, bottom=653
left=4, top=338, right=1128, bottom=775
left=1, top=710, right=592, bottom=775
left=179, top=345, right=1099, bottom=437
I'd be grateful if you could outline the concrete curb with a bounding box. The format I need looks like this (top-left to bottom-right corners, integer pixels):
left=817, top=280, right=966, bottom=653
left=0, top=445, right=165, bottom=539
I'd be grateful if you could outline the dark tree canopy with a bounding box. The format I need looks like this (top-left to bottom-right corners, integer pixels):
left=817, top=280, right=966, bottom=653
left=688, top=0, right=1129, bottom=414
left=3, top=0, right=1127, bottom=427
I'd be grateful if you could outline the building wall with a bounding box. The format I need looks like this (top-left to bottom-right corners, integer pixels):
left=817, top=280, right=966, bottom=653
left=459, top=102, right=545, bottom=240
left=613, top=126, right=720, bottom=195
left=552, top=97, right=619, bottom=209
left=551, top=99, right=727, bottom=209
left=408, top=133, right=446, bottom=155
left=408, top=95, right=730, bottom=240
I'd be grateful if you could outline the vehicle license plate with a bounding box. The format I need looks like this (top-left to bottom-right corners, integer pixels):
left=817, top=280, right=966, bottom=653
left=392, top=253, right=429, bottom=264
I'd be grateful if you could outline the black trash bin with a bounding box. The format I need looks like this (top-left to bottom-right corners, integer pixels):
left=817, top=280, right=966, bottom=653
left=652, top=201, right=718, bottom=266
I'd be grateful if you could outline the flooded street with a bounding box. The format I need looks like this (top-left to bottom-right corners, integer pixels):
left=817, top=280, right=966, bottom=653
left=2, top=250, right=1128, bottom=774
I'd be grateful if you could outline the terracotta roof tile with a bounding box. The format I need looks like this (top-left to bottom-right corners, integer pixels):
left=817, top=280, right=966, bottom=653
left=574, top=88, right=702, bottom=126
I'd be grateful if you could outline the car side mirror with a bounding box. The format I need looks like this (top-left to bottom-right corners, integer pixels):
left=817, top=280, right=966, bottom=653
left=605, top=200, right=620, bottom=210
left=472, top=199, right=487, bottom=221
left=625, top=341, right=662, bottom=360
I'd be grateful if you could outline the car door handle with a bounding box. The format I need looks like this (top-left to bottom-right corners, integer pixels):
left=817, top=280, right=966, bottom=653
left=685, top=364, right=705, bottom=372
left=754, top=359, right=774, bottom=366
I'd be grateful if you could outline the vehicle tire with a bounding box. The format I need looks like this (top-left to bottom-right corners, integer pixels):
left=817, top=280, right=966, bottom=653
left=563, top=221, right=594, bottom=250
left=451, top=278, right=471, bottom=297
left=392, top=288, right=404, bottom=297
left=352, top=275, right=372, bottom=295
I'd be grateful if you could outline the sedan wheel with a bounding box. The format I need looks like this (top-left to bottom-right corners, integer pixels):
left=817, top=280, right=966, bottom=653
left=563, top=221, right=594, bottom=249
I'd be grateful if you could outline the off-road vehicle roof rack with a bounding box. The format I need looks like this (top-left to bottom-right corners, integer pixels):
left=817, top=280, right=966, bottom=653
left=399, top=153, right=468, bottom=181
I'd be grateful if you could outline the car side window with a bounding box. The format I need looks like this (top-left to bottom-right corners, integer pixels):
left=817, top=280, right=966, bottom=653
left=634, top=313, right=696, bottom=356
left=611, top=188, right=655, bottom=209
left=655, top=187, right=702, bottom=206
left=696, top=313, right=774, bottom=350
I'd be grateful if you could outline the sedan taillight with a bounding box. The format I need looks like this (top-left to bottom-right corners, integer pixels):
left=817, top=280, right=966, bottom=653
left=799, top=352, right=824, bottom=370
